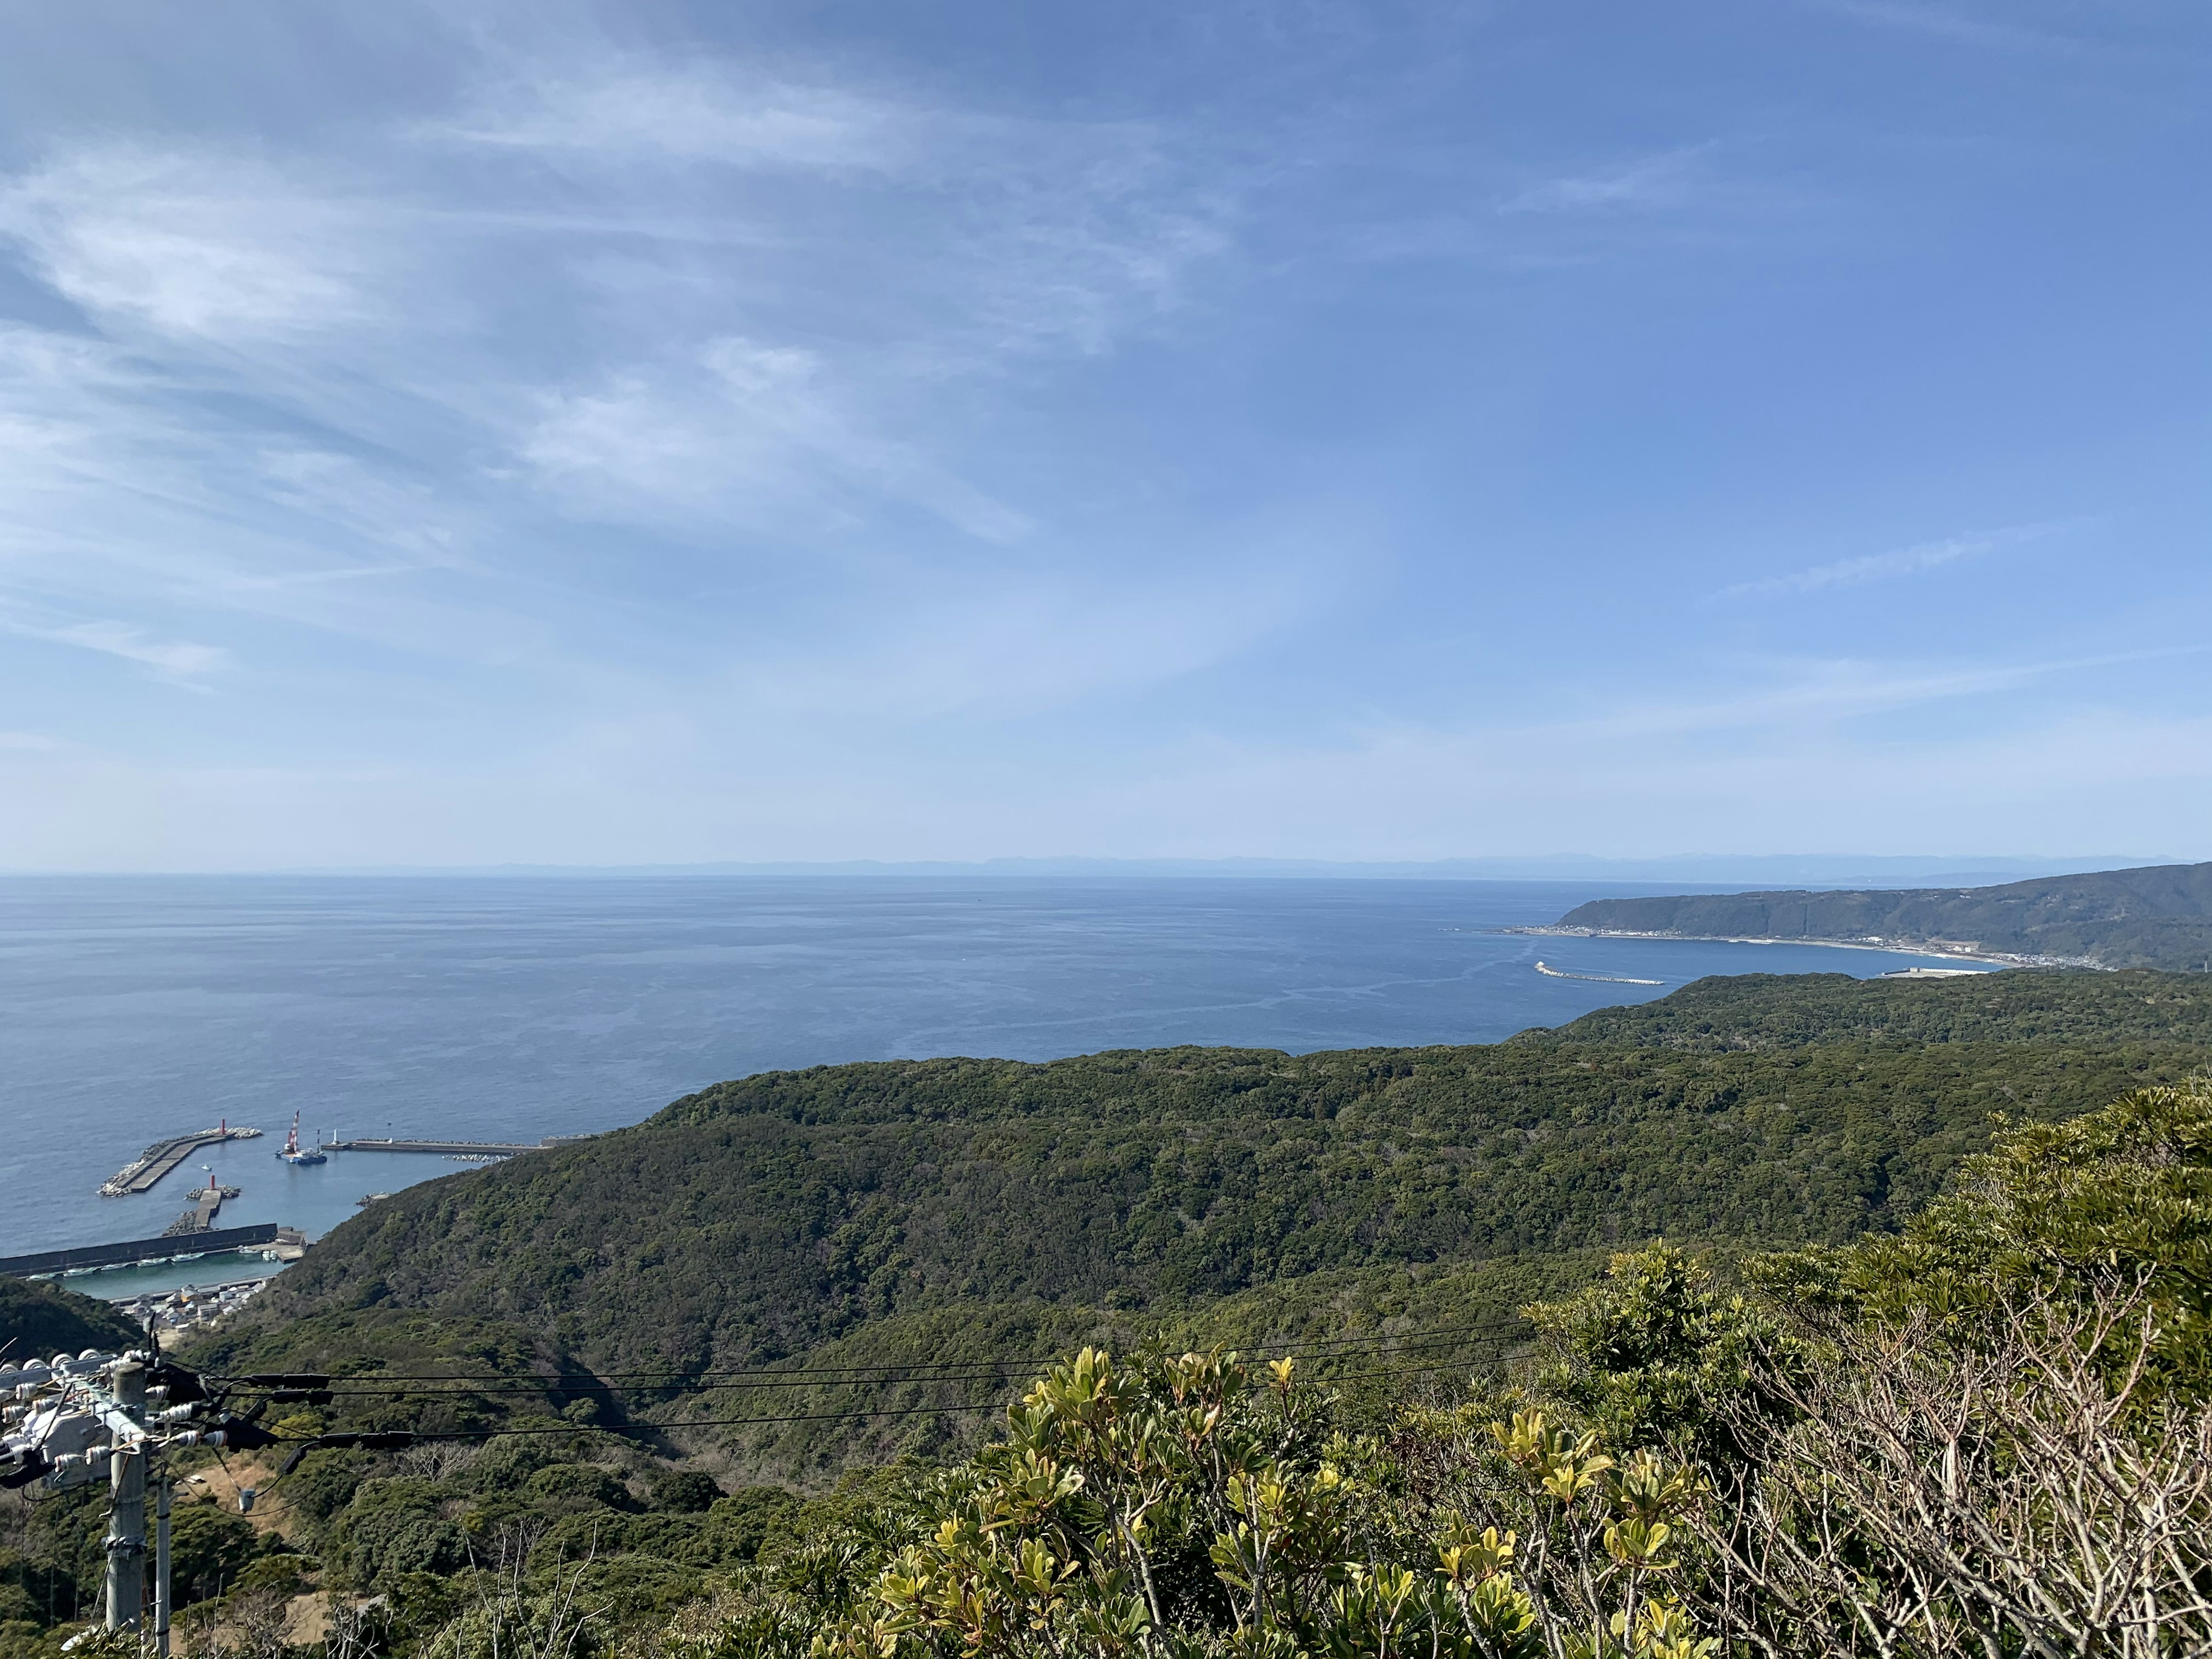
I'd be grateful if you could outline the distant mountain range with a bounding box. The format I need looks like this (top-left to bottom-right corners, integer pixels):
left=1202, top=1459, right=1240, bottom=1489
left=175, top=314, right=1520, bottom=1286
left=1552, top=861, right=2212, bottom=970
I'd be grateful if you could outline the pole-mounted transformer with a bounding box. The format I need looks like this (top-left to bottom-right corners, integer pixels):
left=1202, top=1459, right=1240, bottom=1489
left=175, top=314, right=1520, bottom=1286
left=1, top=1338, right=279, bottom=1650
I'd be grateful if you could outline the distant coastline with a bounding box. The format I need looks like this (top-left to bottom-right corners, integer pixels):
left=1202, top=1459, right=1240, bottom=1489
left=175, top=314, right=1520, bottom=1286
left=1508, top=926, right=2071, bottom=971
left=1543, top=863, right=2211, bottom=972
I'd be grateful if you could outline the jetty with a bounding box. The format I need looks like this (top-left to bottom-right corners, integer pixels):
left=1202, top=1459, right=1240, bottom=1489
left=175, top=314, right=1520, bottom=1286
left=321, top=1137, right=558, bottom=1157
left=160, top=1182, right=239, bottom=1237
left=1534, top=960, right=1665, bottom=987
left=0, top=1223, right=286, bottom=1279
left=100, top=1124, right=263, bottom=1197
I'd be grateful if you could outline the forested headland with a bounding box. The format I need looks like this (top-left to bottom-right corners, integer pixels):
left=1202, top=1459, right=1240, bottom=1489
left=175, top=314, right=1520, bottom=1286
left=1551, top=858, right=2212, bottom=968
left=7, top=967, right=2212, bottom=1657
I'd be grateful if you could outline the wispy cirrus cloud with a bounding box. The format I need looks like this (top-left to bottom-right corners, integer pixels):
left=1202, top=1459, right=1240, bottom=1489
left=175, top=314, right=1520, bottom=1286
left=1559, top=644, right=2200, bottom=739
left=1712, top=523, right=2065, bottom=601
left=0, top=2, right=2192, bottom=869
left=429, top=59, right=1230, bottom=358
left=430, top=67, right=906, bottom=170
left=724, top=541, right=1338, bottom=723
left=1808, top=1, right=2095, bottom=55
left=519, top=335, right=1033, bottom=542
left=1502, top=149, right=1710, bottom=215
left=0, top=41, right=1246, bottom=704
left=0, top=608, right=229, bottom=682
left=0, top=148, right=388, bottom=343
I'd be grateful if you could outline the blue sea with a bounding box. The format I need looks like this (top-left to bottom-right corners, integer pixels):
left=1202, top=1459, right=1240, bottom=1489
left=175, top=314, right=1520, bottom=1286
left=0, top=875, right=1990, bottom=1286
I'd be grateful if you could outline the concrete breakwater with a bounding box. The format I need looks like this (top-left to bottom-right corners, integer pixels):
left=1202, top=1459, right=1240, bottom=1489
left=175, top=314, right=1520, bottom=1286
left=320, top=1136, right=558, bottom=1156
left=0, top=1223, right=286, bottom=1278
left=1534, top=960, right=1665, bottom=987
left=99, top=1126, right=264, bottom=1196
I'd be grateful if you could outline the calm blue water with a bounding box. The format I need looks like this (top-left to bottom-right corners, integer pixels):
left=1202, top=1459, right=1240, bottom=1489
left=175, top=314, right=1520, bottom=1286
left=1, top=876, right=1988, bottom=1275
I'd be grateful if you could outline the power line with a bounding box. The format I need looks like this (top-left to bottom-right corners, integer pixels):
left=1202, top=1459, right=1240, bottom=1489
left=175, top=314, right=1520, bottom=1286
left=213, top=1313, right=1533, bottom=1381
left=294, top=1400, right=1010, bottom=1442
left=230, top=1331, right=1524, bottom=1399
left=256, top=1344, right=1521, bottom=1451
left=0, top=1327, right=1528, bottom=1517
left=208, top=1316, right=1537, bottom=1395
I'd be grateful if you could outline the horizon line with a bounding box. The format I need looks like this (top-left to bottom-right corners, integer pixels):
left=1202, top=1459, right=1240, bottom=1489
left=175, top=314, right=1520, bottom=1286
left=0, top=851, right=2181, bottom=881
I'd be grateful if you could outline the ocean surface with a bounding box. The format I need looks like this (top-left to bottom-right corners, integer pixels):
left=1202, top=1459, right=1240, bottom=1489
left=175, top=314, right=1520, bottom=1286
left=1, top=875, right=1990, bottom=1288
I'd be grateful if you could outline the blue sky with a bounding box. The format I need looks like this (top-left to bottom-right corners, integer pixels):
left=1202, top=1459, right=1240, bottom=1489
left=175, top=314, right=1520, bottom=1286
left=0, top=0, right=2205, bottom=869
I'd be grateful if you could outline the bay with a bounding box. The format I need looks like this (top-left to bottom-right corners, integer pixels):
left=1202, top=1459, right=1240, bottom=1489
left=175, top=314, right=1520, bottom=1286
left=0, top=874, right=1987, bottom=1274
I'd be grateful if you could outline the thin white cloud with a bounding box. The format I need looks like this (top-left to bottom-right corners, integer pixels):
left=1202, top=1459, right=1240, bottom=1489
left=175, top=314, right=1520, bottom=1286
left=0, top=325, right=492, bottom=655
left=518, top=336, right=1031, bottom=542
left=1, top=611, right=229, bottom=681
left=1713, top=524, right=2061, bottom=601
left=432, top=67, right=907, bottom=171
left=431, top=60, right=1227, bottom=357
left=0, top=148, right=383, bottom=342
left=1502, top=150, right=1707, bottom=215
left=1163, top=711, right=2212, bottom=863
left=0, top=5, right=2194, bottom=870
left=1809, top=1, right=2090, bottom=54
left=251, top=448, right=469, bottom=571
left=0, top=40, right=1238, bottom=702
left=1560, top=646, right=2200, bottom=741
left=727, top=554, right=1331, bottom=723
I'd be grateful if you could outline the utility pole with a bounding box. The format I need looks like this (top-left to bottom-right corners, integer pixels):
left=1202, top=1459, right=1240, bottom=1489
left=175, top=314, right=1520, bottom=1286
left=105, top=1446, right=146, bottom=1632
left=105, top=1360, right=146, bottom=1634
left=2, top=1342, right=276, bottom=1644
left=155, top=1474, right=173, bottom=1656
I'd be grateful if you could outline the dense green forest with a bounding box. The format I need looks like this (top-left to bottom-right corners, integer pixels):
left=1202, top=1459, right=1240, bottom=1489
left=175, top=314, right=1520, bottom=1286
left=1553, top=858, right=2212, bottom=968
left=9, top=968, right=2212, bottom=1658
left=0, top=1279, right=142, bottom=1365
left=1525, top=965, right=2212, bottom=1047
left=241, top=971, right=2212, bottom=1409
left=650, top=1078, right=2212, bottom=1654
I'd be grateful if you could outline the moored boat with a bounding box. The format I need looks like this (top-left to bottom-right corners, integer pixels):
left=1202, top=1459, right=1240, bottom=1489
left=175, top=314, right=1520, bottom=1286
left=278, top=1110, right=328, bottom=1166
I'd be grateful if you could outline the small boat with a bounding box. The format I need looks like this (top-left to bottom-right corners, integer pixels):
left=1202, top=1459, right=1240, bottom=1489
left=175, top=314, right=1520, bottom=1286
left=278, top=1111, right=328, bottom=1166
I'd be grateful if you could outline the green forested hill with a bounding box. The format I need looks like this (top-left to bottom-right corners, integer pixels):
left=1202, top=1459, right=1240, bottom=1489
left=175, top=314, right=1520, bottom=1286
left=0, top=1277, right=143, bottom=1361
left=247, top=970, right=2212, bottom=1411
left=116, top=974, right=2212, bottom=1656
left=1553, top=859, right=2212, bottom=968
left=1528, top=968, right=2212, bottom=1048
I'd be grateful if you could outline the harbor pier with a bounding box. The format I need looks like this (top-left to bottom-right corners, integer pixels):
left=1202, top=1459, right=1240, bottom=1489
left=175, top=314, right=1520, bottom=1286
left=321, top=1137, right=556, bottom=1157
left=99, top=1126, right=264, bottom=1197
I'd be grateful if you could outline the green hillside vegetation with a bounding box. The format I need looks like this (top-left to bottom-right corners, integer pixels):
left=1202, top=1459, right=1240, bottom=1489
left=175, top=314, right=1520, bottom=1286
left=1553, top=858, right=2212, bottom=968
left=187, top=1252, right=1612, bottom=1485
left=0, top=1278, right=144, bottom=1364
left=683, top=1080, right=2212, bottom=1656
left=8, top=970, right=2212, bottom=1657
left=14, top=1075, right=2199, bottom=1659
left=1528, top=965, right=2212, bottom=1048
left=188, top=969, right=2211, bottom=1482
left=245, top=971, right=2212, bottom=1406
